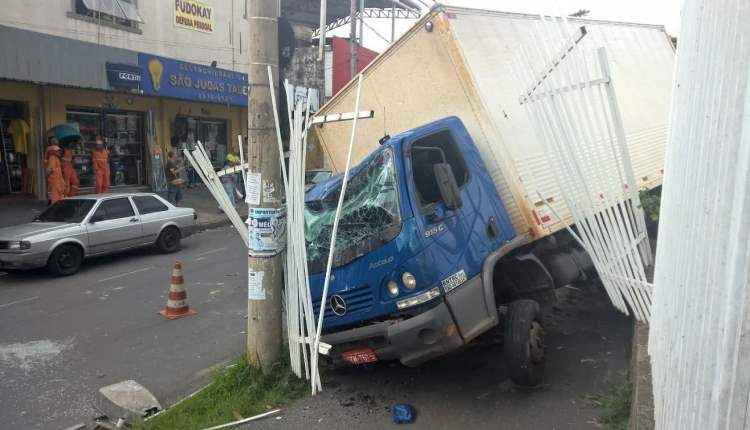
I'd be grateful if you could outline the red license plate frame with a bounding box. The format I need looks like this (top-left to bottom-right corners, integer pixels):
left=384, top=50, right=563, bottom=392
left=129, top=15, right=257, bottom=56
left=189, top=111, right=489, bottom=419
left=342, top=348, right=379, bottom=365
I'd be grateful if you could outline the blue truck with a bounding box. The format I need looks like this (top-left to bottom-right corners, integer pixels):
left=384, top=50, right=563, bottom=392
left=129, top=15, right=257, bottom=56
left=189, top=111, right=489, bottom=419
left=305, top=117, right=592, bottom=386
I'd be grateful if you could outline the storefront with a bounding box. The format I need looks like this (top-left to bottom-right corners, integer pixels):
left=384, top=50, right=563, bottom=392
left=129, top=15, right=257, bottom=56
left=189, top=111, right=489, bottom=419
left=137, top=53, right=248, bottom=169
left=0, top=24, right=250, bottom=201
left=66, top=107, right=146, bottom=188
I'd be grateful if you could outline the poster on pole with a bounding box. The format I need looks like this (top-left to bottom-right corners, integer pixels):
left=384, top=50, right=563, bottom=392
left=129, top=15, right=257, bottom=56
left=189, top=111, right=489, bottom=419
left=247, top=207, right=286, bottom=256
left=245, top=172, right=261, bottom=205
left=248, top=268, right=265, bottom=300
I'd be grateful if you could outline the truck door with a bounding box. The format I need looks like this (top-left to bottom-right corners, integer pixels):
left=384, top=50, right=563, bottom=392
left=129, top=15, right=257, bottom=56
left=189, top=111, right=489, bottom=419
left=406, top=128, right=471, bottom=285
left=406, top=126, right=500, bottom=342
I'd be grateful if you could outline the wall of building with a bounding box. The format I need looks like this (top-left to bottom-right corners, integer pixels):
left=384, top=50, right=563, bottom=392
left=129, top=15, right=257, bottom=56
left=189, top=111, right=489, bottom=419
left=0, top=0, right=249, bottom=73
left=331, top=37, right=379, bottom=95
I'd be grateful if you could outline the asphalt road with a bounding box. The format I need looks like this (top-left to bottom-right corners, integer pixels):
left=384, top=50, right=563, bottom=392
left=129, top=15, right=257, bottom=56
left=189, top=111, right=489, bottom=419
left=250, top=283, right=632, bottom=430
left=0, top=226, right=248, bottom=430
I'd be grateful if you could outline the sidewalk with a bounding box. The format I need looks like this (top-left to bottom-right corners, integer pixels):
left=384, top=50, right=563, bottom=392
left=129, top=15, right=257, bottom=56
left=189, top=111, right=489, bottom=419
left=162, top=185, right=247, bottom=232
left=0, top=187, right=242, bottom=230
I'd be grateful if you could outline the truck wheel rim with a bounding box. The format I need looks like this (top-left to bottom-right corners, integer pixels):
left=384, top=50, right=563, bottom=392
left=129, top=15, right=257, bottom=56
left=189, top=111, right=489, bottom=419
left=528, top=321, right=545, bottom=364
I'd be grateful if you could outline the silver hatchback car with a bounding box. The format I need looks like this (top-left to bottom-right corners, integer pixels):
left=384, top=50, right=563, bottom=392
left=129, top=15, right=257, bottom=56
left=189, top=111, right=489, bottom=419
left=0, top=193, right=197, bottom=276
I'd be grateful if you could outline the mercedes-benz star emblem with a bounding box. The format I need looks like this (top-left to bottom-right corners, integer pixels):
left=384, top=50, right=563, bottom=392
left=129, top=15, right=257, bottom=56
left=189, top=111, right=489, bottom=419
left=330, top=295, right=347, bottom=316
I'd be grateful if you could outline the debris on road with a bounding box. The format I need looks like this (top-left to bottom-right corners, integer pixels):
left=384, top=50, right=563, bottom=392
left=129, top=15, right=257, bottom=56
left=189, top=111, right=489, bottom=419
left=97, top=380, right=162, bottom=423
left=392, top=403, right=416, bottom=424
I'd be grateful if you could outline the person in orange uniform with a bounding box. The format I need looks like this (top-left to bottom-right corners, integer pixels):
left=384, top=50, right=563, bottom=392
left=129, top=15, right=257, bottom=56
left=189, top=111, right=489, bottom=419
left=61, top=142, right=79, bottom=197
left=45, top=145, right=66, bottom=204
left=91, top=135, right=110, bottom=194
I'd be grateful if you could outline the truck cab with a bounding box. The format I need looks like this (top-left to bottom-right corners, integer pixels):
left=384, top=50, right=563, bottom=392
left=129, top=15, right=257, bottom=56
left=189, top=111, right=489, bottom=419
left=306, top=116, right=548, bottom=385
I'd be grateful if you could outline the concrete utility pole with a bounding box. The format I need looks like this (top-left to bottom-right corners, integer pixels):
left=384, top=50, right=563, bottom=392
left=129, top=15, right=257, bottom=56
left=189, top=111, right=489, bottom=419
left=349, top=0, right=358, bottom=79
left=246, top=0, right=283, bottom=370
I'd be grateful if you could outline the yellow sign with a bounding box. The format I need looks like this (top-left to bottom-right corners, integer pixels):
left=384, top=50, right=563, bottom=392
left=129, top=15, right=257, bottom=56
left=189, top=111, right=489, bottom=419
left=174, top=0, right=213, bottom=33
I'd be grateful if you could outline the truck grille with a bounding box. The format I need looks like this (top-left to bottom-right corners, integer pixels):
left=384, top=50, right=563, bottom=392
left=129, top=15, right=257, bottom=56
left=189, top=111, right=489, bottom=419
left=312, top=284, right=374, bottom=320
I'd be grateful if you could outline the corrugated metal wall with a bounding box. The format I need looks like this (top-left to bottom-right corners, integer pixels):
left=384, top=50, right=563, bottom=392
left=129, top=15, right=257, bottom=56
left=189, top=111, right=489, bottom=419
left=649, top=0, right=750, bottom=428
left=0, top=24, right=136, bottom=90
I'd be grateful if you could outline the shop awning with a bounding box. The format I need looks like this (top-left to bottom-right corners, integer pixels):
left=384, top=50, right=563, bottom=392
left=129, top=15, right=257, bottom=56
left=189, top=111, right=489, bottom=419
left=81, top=0, right=144, bottom=23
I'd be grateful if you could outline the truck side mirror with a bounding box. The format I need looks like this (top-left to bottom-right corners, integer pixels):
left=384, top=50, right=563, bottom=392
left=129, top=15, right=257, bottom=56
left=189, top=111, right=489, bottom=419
left=434, top=162, right=463, bottom=210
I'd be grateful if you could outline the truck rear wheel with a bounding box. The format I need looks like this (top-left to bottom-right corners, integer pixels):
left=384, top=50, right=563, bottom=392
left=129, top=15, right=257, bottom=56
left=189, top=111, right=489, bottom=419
left=504, top=299, right=545, bottom=386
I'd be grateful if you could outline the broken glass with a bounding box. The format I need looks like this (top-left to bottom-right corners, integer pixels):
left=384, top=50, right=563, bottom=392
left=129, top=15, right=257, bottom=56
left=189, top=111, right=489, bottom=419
left=305, top=148, right=401, bottom=273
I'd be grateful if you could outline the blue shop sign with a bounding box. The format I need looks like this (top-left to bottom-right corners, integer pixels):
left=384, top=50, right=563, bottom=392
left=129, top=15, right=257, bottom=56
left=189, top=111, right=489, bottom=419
left=138, top=53, right=249, bottom=106
left=106, top=62, right=142, bottom=91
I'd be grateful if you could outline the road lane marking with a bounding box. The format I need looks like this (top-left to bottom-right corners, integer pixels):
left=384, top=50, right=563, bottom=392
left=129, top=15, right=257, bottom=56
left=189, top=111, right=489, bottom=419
left=0, top=296, right=39, bottom=309
left=97, top=267, right=153, bottom=283
left=195, top=247, right=228, bottom=257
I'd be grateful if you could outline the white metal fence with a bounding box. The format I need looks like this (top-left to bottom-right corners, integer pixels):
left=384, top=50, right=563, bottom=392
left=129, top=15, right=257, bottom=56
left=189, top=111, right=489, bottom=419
left=649, top=0, right=750, bottom=428
left=512, top=15, right=653, bottom=323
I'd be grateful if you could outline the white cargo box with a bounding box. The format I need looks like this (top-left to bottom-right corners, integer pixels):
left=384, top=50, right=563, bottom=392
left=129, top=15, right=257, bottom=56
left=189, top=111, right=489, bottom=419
left=313, top=6, right=675, bottom=239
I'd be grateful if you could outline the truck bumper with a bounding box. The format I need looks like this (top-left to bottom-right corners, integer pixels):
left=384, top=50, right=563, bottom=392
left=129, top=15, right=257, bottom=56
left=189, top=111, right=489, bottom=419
left=323, top=300, right=465, bottom=367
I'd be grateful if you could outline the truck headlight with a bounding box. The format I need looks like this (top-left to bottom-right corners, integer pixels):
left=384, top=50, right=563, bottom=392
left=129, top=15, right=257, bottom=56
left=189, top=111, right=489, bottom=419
left=6, top=241, right=31, bottom=250
left=396, top=287, right=441, bottom=310
left=386, top=280, right=399, bottom=297
left=401, top=272, right=417, bottom=290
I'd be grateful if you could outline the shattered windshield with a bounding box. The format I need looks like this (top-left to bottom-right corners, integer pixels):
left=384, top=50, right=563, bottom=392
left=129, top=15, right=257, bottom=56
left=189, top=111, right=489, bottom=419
left=305, top=148, right=401, bottom=273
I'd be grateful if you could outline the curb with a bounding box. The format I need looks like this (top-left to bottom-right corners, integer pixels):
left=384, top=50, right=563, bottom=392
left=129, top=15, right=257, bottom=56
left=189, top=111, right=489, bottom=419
left=187, top=212, right=247, bottom=237
left=629, top=321, right=655, bottom=429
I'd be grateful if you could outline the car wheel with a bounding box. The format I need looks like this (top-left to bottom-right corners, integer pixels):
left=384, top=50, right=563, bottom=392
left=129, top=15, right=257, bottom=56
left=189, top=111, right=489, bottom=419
left=503, top=299, right=545, bottom=387
left=156, top=227, right=181, bottom=253
left=47, top=244, right=83, bottom=276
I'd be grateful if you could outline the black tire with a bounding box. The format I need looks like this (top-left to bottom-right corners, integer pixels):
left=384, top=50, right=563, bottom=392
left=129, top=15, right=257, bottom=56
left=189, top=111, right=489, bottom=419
left=47, top=244, right=83, bottom=276
left=504, top=299, right=545, bottom=386
left=156, top=227, right=181, bottom=253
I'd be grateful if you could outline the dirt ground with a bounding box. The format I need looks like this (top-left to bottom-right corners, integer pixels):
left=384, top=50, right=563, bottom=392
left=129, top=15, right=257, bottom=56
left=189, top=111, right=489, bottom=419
left=248, top=281, right=633, bottom=430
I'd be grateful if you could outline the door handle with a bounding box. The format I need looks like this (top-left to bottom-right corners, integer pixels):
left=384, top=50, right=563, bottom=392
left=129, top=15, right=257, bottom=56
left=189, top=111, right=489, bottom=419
left=129, top=218, right=139, bottom=223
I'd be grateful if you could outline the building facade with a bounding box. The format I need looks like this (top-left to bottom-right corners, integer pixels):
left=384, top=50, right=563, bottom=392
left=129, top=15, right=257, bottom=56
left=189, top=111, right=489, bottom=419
left=0, top=0, right=403, bottom=200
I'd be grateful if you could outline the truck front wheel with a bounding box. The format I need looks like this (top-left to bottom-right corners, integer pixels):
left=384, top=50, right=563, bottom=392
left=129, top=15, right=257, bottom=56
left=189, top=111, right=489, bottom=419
left=503, top=299, right=545, bottom=386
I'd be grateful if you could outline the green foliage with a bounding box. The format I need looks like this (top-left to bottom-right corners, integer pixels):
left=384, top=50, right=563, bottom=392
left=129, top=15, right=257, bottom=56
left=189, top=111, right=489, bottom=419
left=136, top=356, right=307, bottom=430
left=589, top=378, right=633, bottom=430
left=639, top=187, right=661, bottom=222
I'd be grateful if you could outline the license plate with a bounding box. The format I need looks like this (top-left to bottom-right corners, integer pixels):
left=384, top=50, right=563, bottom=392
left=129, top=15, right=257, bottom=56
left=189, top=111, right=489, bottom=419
left=342, top=348, right=378, bottom=365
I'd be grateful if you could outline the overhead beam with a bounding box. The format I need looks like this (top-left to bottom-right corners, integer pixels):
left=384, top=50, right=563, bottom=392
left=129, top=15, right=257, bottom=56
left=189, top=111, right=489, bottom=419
left=311, top=8, right=420, bottom=38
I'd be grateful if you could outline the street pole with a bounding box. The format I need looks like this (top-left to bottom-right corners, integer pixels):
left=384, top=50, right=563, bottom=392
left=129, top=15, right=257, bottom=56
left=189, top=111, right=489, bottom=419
left=349, top=0, right=358, bottom=79
left=246, top=0, right=283, bottom=370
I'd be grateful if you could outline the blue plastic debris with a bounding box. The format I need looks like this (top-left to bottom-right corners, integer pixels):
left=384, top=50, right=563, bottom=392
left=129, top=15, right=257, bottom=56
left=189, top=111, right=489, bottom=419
left=392, top=403, right=415, bottom=424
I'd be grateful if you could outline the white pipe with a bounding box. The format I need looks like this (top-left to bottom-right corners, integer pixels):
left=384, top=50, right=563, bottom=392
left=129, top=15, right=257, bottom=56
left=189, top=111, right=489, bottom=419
left=311, top=74, right=364, bottom=392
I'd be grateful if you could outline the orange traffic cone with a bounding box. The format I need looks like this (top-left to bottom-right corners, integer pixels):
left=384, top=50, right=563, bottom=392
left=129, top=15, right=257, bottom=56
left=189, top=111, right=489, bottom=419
left=159, top=261, right=198, bottom=320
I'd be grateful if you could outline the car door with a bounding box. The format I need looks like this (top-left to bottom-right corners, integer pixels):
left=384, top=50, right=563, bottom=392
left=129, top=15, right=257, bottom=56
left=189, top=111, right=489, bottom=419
left=85, top=197, right=143, bottom=254
left=132, top=195, right=171, bottom=244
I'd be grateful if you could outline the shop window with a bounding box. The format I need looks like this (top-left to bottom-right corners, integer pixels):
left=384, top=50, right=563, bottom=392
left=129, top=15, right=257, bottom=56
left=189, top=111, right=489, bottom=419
left=173, top=117, right=228, bottom=168
left=93, top=198, right=135, bottom=221
left=71, top=0, right=144, bottom=31
left=410, top=130, right=469, bottom=209
left=67, top=108, right=146, bottom=189
left=0, top=101, right=30, bottom=196
left=133, top=195, right=168, bottom=215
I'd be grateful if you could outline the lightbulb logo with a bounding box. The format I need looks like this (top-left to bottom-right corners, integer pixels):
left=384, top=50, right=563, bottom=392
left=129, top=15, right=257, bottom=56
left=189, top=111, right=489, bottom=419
left=147, top=58, right=164, bottom=92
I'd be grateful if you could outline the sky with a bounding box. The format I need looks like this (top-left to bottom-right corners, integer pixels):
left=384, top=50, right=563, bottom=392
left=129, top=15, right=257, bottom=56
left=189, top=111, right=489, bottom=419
left=328, top=0, right=684, bottom=52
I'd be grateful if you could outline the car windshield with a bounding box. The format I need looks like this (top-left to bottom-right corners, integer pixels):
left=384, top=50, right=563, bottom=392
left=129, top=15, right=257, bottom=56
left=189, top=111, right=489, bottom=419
left=305, top=149, right=401, bottom=273
left=36, top=199, right=96, bottom=223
